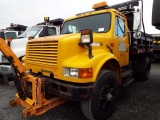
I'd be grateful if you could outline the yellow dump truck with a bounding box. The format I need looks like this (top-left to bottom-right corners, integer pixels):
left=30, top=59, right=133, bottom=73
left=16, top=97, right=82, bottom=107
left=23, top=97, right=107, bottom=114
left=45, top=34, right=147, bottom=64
left=0, top=0, right=153, bottom=120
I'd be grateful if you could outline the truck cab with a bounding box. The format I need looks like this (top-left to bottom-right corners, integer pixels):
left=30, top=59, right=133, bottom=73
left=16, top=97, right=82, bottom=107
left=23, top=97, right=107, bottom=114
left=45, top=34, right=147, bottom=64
left=0, top=30, right=18, bottom=40
left=0, top=18, right=64, bottom=75
left=0, top=24, right=27, bottom=41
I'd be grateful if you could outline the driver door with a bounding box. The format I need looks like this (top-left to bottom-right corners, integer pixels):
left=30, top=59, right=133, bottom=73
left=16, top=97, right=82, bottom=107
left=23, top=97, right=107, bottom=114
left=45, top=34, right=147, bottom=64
left=113, top=16, right=129, bottom=67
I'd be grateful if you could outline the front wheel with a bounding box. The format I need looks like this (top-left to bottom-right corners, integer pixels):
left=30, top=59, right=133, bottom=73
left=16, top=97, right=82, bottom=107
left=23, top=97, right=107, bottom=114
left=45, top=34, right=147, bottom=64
left=81, top=70, right=119, bottom=120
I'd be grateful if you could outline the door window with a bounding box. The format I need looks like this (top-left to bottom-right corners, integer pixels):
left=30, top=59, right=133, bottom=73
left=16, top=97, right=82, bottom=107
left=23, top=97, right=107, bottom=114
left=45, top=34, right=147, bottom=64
left=114, top=17, right=125, bottom=36
left=5, top=32, right=17, bottom=39
left=48, top=27, right=56, bottom=35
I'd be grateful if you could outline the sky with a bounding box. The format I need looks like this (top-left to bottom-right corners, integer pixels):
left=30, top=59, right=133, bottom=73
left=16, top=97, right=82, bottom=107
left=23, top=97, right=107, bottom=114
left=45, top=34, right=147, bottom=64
left=0, top=0, right=159, bottom=34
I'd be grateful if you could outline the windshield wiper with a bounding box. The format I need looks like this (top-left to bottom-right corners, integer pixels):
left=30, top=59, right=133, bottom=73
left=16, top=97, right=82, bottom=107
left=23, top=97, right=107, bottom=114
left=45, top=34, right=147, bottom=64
left=95, top=31, right=106, bottom=33
left=17, top=37, right=25, bottom=39
left=63, top=32, right=73, bottom=34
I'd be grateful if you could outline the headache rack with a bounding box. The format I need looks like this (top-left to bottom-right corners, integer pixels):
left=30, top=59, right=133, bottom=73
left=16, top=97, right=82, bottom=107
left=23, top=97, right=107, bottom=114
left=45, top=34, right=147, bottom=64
left=131, top=31, right=153, bottom=54
left=37, top=18, right=64, bottom=26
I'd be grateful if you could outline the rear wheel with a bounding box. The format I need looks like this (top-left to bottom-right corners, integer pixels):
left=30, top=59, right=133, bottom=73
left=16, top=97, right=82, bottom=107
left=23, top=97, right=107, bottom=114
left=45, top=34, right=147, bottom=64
left=137, top=57, right=151, bottom=81
left=81, top=70, right=119, bottom=120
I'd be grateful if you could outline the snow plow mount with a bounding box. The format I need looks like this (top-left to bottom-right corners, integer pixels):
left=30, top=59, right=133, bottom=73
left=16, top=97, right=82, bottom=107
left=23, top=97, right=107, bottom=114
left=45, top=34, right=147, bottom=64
left=10, top=76, right=67, bottom=118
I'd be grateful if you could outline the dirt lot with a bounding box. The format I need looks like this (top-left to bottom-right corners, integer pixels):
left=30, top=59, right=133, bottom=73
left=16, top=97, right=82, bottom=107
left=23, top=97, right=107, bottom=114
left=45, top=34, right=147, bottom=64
left=0, top=62, right=160, bottom=120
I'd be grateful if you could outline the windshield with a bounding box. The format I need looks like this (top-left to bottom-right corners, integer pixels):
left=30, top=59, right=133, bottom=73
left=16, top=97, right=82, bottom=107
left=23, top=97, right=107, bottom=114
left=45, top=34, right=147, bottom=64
left=61, top=13, right=111, bottom=34
left=5, top=32, right=17, bottom=39
left=18, top=26, right=43, bottom=38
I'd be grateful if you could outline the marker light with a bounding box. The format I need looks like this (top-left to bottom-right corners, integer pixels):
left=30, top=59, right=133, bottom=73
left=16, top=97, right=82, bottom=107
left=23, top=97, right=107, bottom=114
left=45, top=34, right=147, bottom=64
left=92, top=1, right=108, bottom=10
left=44, top=17, right=49, bottom=22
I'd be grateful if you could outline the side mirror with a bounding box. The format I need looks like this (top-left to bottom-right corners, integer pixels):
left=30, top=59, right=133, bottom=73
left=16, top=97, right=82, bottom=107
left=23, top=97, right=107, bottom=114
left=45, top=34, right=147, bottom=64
left=0, top=32, right=5, bottom=39
left=7, top=37, right=12, bottom=42
left=18, top=31, right=22, bottom=35
left=28, top=36, right=34, bottom=40
left=7, top=37, right=12, bottom=47
left=42, top=26, right=49, bottom=37
left=152, top=0, right=160, bottom=29
left=133, top=8, right=141, bottom=31
left=78, top=29, right=93, bottom=59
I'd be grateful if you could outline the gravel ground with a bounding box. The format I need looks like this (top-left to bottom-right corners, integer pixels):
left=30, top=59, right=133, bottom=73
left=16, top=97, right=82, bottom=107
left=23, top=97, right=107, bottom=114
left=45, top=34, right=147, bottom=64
left=0, top=62, right=160, bottom=120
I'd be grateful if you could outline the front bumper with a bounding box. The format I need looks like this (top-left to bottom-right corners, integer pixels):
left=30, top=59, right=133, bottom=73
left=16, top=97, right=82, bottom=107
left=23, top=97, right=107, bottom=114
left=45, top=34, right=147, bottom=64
left=0, top=64, right=12, bottom=75
left=44, top=77, right=93, bottom=101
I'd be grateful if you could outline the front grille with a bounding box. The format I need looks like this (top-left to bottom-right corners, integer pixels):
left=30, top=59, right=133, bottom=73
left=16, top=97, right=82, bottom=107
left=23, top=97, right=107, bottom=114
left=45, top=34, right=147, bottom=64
left=27, top=40, right=58, bottom=67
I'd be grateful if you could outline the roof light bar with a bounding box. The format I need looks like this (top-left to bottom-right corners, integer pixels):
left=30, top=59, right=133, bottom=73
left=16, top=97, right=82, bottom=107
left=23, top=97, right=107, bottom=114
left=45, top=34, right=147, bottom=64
left=92, top=1, right=108, bottom=10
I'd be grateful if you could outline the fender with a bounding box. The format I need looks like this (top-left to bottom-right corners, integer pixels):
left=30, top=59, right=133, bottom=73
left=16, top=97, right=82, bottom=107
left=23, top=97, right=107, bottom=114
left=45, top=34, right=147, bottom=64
left=62, top=49, right=121, bottom=83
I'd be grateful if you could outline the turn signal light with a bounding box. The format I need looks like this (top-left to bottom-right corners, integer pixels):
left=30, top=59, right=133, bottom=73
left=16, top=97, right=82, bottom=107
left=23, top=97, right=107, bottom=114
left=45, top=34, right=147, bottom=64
left=81, top=30, right=90, bottom=35
left=78, top=68, right=93, bottom=78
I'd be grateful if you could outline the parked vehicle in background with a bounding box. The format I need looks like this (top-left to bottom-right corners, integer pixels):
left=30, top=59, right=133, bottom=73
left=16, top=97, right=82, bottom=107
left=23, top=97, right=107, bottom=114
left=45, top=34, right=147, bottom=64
left=0, top=23, right=27, bottom=41
left=152, top=0, right=160, bottom=62
left=0, top=17, right=64, bottom=75
left=151, top=34, right=160, bottom=61
left=0, top=23, right=27, bottom=77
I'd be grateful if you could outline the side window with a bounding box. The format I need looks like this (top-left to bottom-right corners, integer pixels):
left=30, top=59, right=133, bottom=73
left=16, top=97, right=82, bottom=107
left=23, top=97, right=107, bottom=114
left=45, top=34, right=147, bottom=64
left=63, top=25, right=78, bottom=34
left=5, top=32, right=17, bottom=39
left=48, top=27, right=56, bottom=35
left=114, top=16, right=125, bottom=36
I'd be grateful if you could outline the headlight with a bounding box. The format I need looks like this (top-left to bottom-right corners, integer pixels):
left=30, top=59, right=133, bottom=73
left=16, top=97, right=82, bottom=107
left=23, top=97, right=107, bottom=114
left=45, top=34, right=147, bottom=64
left=70, top=68, right=78, bottom=77
left=63, top=67, right=92, bottom=78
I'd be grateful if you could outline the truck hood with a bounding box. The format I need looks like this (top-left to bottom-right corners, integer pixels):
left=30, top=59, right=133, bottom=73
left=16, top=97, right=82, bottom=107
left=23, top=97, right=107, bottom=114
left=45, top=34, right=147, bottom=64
left=11, top=37, right=29, bottom=50
left=28, top=34, right=69, bottom=42
left=28, top=33, right=110, bottom=43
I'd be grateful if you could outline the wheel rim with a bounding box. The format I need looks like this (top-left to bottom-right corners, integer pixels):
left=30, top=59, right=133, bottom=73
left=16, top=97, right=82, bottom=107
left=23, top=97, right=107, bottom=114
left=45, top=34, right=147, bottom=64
left=98, top=83, right=115, bottom=111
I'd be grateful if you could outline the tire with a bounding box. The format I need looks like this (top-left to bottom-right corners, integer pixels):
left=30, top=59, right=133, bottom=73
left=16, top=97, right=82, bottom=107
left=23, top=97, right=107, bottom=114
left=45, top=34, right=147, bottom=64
left=151, top=55, right=156, bottom=62
left=137, top=57, right=151, bottom=81
left=81, top=70, right=119, bottom=120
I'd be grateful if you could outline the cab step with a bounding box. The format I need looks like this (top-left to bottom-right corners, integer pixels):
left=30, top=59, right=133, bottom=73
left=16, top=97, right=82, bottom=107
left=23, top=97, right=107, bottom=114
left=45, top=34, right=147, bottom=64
left=121, top=70, right=135, bottom=87
left=121, top=70, right=133, bottom=78
left=122, top=76, right=135, bottom=87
